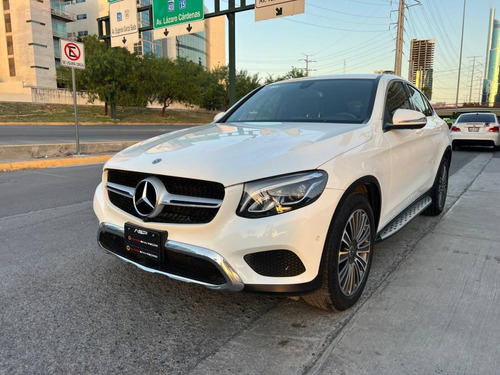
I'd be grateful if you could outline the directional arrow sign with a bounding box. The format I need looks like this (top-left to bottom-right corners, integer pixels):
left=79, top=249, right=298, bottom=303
left=153, top=19, right=204, bottom=40
left=110, top=0, right=139, bottom=51
left=153, top=0, right=204, bottom=29
left=255, top=0, right=305, bottom=22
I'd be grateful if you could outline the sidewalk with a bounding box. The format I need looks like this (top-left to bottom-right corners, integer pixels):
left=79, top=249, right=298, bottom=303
left=308, top=156, right=500, bottom=374
left=189, top=154, right=500, bottom=375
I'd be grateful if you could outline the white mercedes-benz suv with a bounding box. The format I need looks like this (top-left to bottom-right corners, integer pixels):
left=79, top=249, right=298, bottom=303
left=94, top=74, right=451, bottom=311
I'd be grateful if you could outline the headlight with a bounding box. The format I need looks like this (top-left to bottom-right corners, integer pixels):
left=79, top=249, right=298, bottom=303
left=237, top=171, right=328, bottom=218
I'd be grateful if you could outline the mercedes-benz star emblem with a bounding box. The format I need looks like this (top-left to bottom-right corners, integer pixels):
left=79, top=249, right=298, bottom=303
left=133, top=177, right=165, bottom=219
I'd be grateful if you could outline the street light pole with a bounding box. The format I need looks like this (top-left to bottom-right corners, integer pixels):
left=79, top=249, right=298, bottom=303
left=454, top=0, right=466, bottom=113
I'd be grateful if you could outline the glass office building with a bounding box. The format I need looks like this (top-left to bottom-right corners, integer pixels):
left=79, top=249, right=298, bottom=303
left=482, top=8, right=500, bottom=106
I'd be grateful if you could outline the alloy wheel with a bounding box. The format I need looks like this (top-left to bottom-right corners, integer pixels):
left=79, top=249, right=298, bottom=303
left=338, top=209, right=372, bottom=296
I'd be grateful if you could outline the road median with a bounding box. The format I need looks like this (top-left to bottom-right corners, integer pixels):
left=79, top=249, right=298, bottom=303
left=0, top=141, right=136, bottom=172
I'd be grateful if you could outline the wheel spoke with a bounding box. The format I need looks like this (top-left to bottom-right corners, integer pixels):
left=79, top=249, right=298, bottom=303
left=347, top=265, right=354, bottom=294
left=357, top=225, right=370, bottom=245
left=355, top=255, right=367, bottom=274
left=347, top=216, right=355, bottom=242
left=341, top=230, right=351, bottom=248
left=353, top=262, right=361, bottom=288
left=355, top=213, right=367, bottom=242
left=338, top=251, right=349, bottom=265
left=340, top=264, right=350, bottom=291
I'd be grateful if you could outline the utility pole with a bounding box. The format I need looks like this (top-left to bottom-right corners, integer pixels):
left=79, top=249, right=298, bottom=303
left=300, top=54, right=316, bottom=76
left=455, top=0, right=466, bottom=112
left=468, top=56, right=480, bottom=103
left=394, top=0, right=405, bottom=76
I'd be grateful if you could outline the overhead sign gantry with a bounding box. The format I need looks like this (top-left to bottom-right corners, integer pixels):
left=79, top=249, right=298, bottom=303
left=99, top=0, right=306, bottom=105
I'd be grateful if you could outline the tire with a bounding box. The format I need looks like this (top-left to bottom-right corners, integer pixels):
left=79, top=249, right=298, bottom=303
left=303, top=193, right=375, bottom=311
left=422, top=155, right=449, bottom=216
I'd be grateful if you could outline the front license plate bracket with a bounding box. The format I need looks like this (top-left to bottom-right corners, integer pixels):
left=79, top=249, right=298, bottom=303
left=124, top=223, right=167, bottom=262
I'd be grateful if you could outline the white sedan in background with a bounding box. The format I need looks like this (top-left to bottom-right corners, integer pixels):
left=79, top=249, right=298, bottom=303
left=94, top=74, right=451, bottom=311
left=451, top=112, right=500, bottom=151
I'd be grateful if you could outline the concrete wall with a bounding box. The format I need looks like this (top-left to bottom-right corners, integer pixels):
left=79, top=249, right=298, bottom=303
left=31, top=88, right=101, bottom=105
left=0, top=84, right=196, bottom=110
left=0, top=82, right=32, bottom=102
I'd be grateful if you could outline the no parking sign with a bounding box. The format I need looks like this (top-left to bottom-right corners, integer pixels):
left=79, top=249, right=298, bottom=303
left=60, top=40, right=85, bottom=70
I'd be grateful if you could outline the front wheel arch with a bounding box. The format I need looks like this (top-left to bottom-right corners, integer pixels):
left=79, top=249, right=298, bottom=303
left=340, top=176, right=381, bottom=232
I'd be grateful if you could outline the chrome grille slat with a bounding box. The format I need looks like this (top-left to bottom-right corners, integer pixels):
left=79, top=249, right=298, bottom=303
left=106, top=182, right=135, bottom=198
left=105, top=169, right=225, bottom=224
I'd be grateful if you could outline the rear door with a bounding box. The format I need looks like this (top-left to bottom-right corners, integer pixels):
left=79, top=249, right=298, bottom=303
left=406, top=84, right=445, bottom=187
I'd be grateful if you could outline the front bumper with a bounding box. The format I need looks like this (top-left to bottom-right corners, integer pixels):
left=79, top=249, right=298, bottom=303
left=93, top=182, right=342, bottom=293
left=97, top=222, right=245, bottom=291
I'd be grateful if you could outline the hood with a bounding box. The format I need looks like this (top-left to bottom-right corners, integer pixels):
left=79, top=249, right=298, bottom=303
left=104, top=122, right=372, bottom=186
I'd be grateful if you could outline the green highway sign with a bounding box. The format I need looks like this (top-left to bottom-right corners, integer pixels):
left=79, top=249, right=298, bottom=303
left=152, top=0, right=204, bottom=29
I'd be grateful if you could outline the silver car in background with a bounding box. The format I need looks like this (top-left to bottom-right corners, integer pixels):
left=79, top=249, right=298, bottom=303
left=451, top=112, right=500, bottom=151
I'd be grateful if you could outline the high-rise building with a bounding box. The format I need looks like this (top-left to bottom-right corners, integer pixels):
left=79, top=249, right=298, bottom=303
left=408, top=39, right=435, bottom=99
left=65, top=0, right=108, bottom=39
left=0, top=0, right=75, bottom=94
left=162, top=15, right=225, bottom=70
left=482, top=8, right=500, bottom=106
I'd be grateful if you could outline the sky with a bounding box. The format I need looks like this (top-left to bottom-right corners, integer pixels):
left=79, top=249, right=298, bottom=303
left=203, top=0, right=497, bottom=104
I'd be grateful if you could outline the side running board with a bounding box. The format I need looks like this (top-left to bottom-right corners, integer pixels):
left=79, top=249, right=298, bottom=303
left=377, top=196, right=432, bottom=241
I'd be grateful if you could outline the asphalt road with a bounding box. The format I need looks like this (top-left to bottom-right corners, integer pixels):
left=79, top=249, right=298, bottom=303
left=0, top=124, right=197, bottom=145
left=0, top=149, right=495, bottom=374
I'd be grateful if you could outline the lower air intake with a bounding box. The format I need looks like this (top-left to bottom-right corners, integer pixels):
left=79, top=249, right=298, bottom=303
left=244, top=250, right=305, bottom=277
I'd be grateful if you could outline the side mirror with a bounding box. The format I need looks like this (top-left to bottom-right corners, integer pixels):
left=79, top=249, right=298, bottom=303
left=213, top=112, right=225, bottom=123
left=391, top=109, right=427, bottom=129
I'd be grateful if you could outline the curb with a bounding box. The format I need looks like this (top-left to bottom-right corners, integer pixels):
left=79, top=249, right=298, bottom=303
left=0, top=122, right=205, bottom=126
left=0, top=154, right=112, bottom=172
left=0, top=141, right=137, bottom=160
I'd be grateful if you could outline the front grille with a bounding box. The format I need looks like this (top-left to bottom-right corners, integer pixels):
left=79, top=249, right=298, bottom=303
left=107, top=169, right=225, bottom=200
left=99, top=231, right=227, bottom=285
left=244, top=250, right=306, bottom=277
left=106, top=169, right=225, bottom=224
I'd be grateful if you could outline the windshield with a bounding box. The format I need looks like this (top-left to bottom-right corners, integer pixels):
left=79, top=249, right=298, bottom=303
left=225, top=79, right=376, bottom=124
left=456, top=113, right=497, bottom=123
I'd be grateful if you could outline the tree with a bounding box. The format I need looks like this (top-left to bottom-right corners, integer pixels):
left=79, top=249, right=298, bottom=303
left=195, top=66, right=226, bottom=111
left=206, top=66, right=261, bottom=110
left=264, top=66, right=306, bottom=84
left=421, top=86, right=433, bottom=100
left=144, top=55, right=176, bottom=116
left=57, top=35, right=147, bottom=119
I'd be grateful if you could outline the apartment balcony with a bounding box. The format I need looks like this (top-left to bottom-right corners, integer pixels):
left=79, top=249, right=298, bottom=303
left=51, top=2, right=76, bottom=22
left=52, top=28, right=68, bottom=39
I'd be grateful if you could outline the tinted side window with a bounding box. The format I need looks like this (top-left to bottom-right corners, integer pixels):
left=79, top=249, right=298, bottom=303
left=422, top=95, right=434, bottom=116
left=408, top=86, right=432, bottom=116
left=386, top=81, right=411, bottom=120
